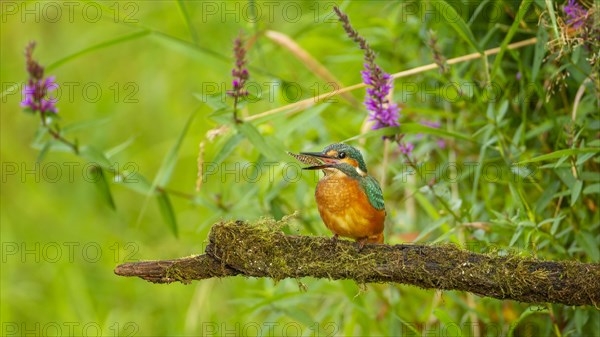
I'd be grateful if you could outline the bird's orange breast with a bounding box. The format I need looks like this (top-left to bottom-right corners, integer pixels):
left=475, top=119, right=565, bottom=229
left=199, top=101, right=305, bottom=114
left=315, top=174, right=385, bottom=242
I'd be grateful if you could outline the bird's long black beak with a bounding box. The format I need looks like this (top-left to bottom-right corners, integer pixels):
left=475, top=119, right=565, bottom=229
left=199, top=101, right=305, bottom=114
left=299, top=152, right=337, bottom=170
left=299, top=151, right=334, bottom=159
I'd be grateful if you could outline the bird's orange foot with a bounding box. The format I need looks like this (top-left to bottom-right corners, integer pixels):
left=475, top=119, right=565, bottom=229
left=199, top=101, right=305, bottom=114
left=331, top=233, right=339, bottom=245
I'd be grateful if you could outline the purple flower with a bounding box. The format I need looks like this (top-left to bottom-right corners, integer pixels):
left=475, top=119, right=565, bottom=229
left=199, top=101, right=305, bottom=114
left=227, top=34, right=249, bottom=99
left=226, top=33, right=250, bottom=123
left=21, top=43, right=58, bottom=114
left=361, top=59, right=401, bottom=130
left=334, top=7, right=401, bottom=130
left=564, top=0, right=588, bottom=29
left=436, top=139, right=447, bottom=149
left=516, top=72, right=522, bottom=80
left=399, top=142, right=414, bottom=156
left=416, top=119, right=440, bottom=139
left=420, top=120, right=441, bottom=129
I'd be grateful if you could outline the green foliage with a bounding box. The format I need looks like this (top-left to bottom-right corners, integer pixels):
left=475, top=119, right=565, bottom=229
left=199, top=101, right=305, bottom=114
left=2, top=1, right=599, bottom=336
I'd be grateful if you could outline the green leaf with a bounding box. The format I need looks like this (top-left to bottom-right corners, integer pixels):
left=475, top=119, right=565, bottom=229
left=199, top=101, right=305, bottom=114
left=156, top=109, right=197, bottom=187
left=212, top=133, right=244, bottom=165
left=525, top=120, right=553, bottom=139
left=575, top=231, right=600, bottom=261
left=278, top=103, right=329, bottom=137
left=508, top=307, right=549, bottom=337
left=532, top=26, right=549, bottom=81
left=36, top=141, right=53, bottom=163
left=574, top=310, right=589, bottom=335
left=432, top=309, right=457, bottom=331
left=402, top=123, right=475, bottom=142
left=576, top=152, right=597, bottom=165
left=236, top=122, right=286, bottom=161
left=509, top=227, right=523, bottom=247
left=495, top=100, right=509, bottom=123
left=62, top=118, right=111, bottom=135
left=115, top=170, right=154, bottom=195
left=583, top=183, right=600, bottom=195
left=429, top=0, right=482, bottom=53
left=516, top=148, right=600, bottom=164
left=282, top=308, right=314, bottom=327
left=570, top=180, right=583, bottom=206
left=491, top=0, right=533, bottom=78
left=91, top=166, right=116, bottom=210
left=413, top=217, right=449, bottom=242
left=157, top=190, right=178, bottom=237
left=105, top=137, right=137, bottom=159
left=79, top=145, right=112, bottom=169
left=534, top=180, right=560, bottom=212
left=414, top=192, right=440, bottom=220
left=193, top=93, right=228, bottom=111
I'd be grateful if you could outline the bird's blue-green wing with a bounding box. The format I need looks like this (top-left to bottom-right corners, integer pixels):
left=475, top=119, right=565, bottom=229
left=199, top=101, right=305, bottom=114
left=360, top=176, right=385, bottom=210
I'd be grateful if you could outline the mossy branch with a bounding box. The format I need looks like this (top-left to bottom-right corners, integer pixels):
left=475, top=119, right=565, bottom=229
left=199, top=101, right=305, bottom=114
left=114, top=221, right=600, bottom=307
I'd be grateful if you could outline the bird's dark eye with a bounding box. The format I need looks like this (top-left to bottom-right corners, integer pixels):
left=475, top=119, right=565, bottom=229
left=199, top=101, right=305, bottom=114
left=338, top=152, right=346, bottom=159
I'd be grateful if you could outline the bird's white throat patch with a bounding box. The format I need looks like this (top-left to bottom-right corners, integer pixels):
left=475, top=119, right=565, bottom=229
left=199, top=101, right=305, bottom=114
left=355, top=167, right=367, bottom=177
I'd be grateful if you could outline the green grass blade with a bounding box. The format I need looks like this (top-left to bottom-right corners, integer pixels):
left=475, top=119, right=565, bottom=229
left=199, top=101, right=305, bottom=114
left=151, top=31, right=229, bottom=63
left=156, top=190, right=178, bottom=237
left=544, top=0, right=560, bottom=40
left=516, top=148, right=600, bottom=164
left=236, top=122, right=287, bottom=161
left=47, top=31, right=150, bottom=71
left=429, top=0, right=482, bottom=53
left=176, top=0, right=199, bottom=45
left=62, top=117, right=112, bottom=135
left=491, top=0, right=533, bottom=78
left=136, top=108, right=197, bottom=230
left=212, top=133, right=244, bottom=166
left=532, top=26, right=549, bottom=81
left=155, top=109, right=198, bottom=187
left=344, top=123, right=475, bottom=143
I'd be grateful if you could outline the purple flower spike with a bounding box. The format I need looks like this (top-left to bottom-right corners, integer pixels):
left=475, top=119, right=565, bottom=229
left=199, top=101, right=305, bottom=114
left=334, top=7, right=401, bottom=131
left=226, top=33, right=250, bottom=123
left=564, top=0, right=588, bottom=29
left=21, top=42, right=58, bottom=114
left=227, top=33, right=249, bottom=100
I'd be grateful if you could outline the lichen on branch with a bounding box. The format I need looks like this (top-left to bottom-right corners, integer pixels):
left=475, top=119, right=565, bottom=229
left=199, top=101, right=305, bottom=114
left=115, top=220, right=600, bottom=307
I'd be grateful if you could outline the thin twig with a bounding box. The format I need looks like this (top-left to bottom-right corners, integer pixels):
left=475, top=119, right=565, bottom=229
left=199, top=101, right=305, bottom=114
left=244, top=38, right=538, bottom=122
left=265, top=30, right=359, bottom=106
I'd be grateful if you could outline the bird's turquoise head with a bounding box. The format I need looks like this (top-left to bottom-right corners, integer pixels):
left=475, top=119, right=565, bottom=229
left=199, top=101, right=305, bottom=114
left=300, top=143, right=368, bottom=177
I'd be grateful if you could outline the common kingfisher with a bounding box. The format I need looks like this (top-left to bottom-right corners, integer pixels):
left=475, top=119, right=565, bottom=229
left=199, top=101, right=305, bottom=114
left=298, top=143, right=386, bottom=246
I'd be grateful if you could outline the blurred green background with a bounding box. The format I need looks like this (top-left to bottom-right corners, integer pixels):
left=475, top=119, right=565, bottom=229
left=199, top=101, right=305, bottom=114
left=1, top=1, right=599, bottom=336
